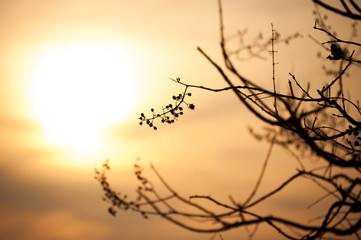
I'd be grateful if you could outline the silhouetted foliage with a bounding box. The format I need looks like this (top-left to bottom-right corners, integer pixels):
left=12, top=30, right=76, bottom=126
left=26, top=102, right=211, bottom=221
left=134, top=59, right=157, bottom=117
left=96, top=1, right=361, bottom=239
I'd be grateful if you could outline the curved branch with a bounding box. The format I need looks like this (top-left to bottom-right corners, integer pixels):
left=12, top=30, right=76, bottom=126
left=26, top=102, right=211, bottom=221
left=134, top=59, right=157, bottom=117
left=313, top=0, right=361, bottom=20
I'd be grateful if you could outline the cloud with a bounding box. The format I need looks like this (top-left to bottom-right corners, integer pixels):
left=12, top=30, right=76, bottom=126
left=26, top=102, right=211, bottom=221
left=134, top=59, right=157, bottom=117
left=0, top=208, right=111, bottom=240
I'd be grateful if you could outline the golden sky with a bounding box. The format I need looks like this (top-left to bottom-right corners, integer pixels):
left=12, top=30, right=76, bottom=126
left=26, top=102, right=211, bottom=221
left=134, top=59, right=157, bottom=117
left=0, top=0, right=360, bottom=239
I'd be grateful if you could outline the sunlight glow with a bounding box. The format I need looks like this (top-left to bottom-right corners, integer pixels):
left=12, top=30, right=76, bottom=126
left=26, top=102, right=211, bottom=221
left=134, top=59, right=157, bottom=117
left=29, top=42, right=138, bottom=153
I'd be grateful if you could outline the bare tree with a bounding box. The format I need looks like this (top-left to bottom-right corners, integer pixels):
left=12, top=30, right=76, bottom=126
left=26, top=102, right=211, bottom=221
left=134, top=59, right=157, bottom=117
left=95, top=1, right=361, bottom=239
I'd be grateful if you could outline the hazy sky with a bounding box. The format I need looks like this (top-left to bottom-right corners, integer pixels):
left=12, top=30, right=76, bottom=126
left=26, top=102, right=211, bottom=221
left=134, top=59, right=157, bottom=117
left=0, top=0, right=360, bottom=240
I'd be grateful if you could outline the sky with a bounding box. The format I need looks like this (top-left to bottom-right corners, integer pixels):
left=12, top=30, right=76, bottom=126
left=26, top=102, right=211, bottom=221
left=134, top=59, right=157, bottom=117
left=0, top=0, right=360, bottom=240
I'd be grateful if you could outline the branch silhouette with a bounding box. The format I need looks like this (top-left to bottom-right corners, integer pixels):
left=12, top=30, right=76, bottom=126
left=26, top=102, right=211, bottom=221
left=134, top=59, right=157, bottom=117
left=96, top=1, right=361, bottom=239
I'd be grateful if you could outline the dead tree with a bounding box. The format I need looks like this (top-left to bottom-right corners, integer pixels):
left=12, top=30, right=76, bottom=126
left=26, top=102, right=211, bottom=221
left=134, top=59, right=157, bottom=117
left=96, top=1, right=361, bottom=239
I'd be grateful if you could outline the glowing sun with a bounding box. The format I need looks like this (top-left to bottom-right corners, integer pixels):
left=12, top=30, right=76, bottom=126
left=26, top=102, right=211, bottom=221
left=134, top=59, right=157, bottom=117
left=29, top=42, right=138, bottom=152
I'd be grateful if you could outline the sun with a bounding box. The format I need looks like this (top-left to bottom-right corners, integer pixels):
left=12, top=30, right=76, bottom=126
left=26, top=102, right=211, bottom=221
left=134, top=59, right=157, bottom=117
left=29, top=42, right=139, bottom=153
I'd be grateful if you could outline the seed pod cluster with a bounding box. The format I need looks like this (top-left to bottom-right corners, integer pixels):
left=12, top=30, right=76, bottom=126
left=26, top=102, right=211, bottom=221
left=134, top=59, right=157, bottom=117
left=138, top=88, right=195, bottom=130
left=347, top=125, right=361, bottom=148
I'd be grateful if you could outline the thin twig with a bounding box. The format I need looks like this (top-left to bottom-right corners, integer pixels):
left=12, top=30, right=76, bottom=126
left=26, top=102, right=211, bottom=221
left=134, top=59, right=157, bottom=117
left=244, top=136, right=276, bottom=207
